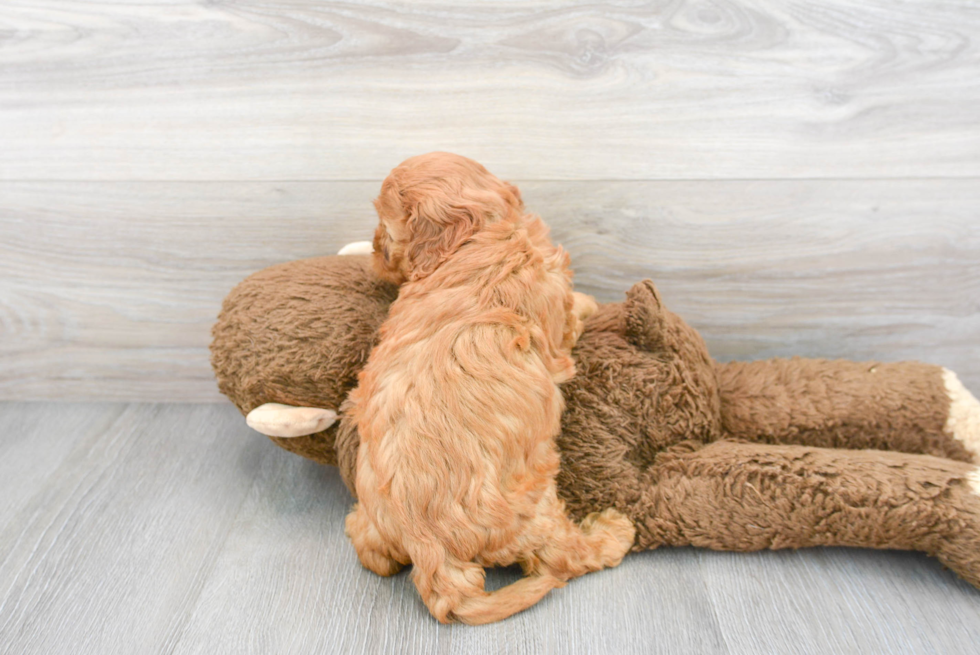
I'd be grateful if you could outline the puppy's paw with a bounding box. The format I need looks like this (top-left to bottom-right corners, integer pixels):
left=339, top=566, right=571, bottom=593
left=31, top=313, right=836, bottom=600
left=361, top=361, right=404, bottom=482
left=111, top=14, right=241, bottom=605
left=567, top=292, right=598, bottom=348
left=345, top=505, right=405, bottom=577
left=572, top=292, right=599, bottom=322
left=581, top=508, right=636, bottom=567
left=356, top=548, right=405, bottom=577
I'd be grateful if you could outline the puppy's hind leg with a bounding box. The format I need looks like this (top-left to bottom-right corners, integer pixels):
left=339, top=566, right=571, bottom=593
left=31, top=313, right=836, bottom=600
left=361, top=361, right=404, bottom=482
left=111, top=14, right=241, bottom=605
left=409, top=545, right=563, bottom=625
left=344, top=503, right=405, bottom=577
left=533, top=492, right=636, bottom=581
left=414, top=501, right=635, bottom=624
left=578, top=508, right=637, bottom=567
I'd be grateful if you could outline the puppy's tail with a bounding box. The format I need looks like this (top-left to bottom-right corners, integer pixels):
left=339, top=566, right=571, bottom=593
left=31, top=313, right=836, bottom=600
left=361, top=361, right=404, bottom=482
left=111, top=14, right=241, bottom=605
left=450, top=574, right=564, bottom=625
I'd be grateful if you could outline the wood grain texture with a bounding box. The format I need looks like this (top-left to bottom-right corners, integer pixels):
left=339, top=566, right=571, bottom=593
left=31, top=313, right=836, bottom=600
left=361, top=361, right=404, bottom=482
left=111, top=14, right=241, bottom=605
left=2, top=402, right=980, bottom=655
left=1, top=179, right=977, bottom=401
left=1, top=0, right=979, bottom=180
left=0, top=403, right=266, bottom=655
left=3, top=0, right=978, bottom=649
left=0, top=402, right=123, bottom=519
left=700, top=547, right=980, bottom=654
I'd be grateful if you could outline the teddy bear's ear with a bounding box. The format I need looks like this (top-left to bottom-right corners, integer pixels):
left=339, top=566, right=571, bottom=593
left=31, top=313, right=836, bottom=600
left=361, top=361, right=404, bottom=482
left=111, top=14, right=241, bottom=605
left=623, top=279, right=667, bottom=352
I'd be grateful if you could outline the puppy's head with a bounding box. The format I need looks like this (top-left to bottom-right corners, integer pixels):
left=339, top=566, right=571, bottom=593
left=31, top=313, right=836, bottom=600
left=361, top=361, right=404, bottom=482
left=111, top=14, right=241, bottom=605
left=372, top=152, right=524, bottom=284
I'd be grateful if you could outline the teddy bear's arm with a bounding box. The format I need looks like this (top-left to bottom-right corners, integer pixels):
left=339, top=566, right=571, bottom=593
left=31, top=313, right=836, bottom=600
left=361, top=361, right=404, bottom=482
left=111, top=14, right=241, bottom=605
left=245, top=403, right=338, bottom=437
left=632, top=440, right=980, bottom=589
left=714, top=358, right=980, bottom=463
left=338, top=241, right=374, bottom=256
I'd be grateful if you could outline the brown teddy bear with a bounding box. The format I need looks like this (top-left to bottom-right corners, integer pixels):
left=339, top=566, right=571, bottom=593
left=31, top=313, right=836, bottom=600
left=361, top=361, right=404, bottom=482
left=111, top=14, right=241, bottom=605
left=210, top=251, right=980, bottom=592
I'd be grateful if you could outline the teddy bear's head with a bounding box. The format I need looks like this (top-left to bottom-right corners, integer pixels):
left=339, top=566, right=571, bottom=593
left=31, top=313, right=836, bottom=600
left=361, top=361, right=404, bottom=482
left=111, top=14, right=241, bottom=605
left=210, top=255, right=397, bottom=465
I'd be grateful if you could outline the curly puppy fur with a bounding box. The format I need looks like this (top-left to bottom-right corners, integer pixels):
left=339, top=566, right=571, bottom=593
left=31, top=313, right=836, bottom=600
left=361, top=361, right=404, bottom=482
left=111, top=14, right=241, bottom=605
left=344, top=153, right=635, bottom=625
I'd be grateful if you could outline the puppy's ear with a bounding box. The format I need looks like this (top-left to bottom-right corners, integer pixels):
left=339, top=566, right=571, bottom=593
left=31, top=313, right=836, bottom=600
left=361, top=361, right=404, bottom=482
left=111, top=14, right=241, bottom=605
left=405, top=199, right=485, bottom=280
left=503, top=182, right=524, bottom=211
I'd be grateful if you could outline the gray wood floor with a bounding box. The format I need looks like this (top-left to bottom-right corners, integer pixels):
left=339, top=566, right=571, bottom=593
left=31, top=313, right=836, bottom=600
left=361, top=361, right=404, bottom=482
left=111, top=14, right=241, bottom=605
left=2, top=401, right=980, bottom=655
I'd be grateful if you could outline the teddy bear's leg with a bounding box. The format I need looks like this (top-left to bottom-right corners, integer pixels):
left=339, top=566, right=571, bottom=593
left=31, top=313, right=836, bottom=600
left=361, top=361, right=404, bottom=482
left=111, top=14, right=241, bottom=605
left=344, top=503, right=406, bottom=577
left=633, top=440, right=980, bottom=588
left=715, top=358, right=979, bottom=462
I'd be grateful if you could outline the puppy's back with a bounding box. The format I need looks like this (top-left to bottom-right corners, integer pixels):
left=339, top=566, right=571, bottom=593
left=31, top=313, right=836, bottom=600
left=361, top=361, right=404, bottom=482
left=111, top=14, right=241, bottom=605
left=352, top=216, right=574, bottom=550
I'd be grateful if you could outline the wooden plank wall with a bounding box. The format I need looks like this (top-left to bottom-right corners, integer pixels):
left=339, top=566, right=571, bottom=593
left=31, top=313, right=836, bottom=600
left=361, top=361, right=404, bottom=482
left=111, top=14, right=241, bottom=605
left=1, top=0, right=978, bottom=401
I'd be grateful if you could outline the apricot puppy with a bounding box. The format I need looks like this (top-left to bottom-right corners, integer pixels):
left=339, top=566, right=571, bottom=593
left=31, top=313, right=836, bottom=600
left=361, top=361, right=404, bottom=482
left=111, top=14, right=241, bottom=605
left=344, top=152, right=635, bottom=625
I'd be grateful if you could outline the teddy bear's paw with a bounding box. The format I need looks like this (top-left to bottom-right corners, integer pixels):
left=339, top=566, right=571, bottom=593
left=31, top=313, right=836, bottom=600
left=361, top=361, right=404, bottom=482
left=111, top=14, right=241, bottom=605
left=580, top=508, right=636, bottom=567
left=944, top=369, right=980, bottom=461
left=245, top=403, right=337, bottom=437
left=338, top=241, right=374, bottom=255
